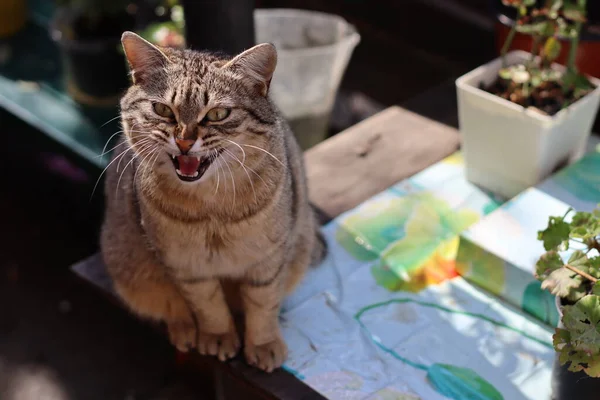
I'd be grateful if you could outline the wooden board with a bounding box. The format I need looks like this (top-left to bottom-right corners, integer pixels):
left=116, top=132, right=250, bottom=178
left=305, top=106, right=459, bottom=219
left=72, top=106, right=460, bottom=399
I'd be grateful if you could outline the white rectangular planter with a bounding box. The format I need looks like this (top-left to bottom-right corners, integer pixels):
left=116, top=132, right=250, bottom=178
left=456, top=50, right=600, bottom=199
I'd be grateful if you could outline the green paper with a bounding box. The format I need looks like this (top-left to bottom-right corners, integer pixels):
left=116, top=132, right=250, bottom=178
left=427, top=364, right=503, bottom=400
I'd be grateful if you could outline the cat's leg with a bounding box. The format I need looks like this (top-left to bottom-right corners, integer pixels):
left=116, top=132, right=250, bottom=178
left=113, top=275, right=197, bottom=352
left=240, top=261, right=289, bottom=372
left=101, top=228, right=196, bottom=352
left=179, top=279, right=240, bottom=361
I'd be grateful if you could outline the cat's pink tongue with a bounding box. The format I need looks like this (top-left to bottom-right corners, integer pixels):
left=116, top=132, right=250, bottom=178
left=176, top=155, right=201, bottom=176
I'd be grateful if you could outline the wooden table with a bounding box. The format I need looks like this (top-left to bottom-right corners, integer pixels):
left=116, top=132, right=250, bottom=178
left=72, top=105, right=460, bottom=399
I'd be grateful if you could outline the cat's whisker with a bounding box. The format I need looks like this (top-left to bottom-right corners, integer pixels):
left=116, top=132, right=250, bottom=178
left=116, top=138, right=153, bottom=169
left=216, top=151, right=227, bottom=195
left=222, top=138, right=247, bottom=164
left=223, top=148, right=257, bottom=203
left=116, top=137, right=154, bottom=172
left=222, top=155, right=236, bottom=211
left=240, top=144, right=285, bottom=168
left=98, top=135, right=151, bottom=159
left=212, top=149, right=221, bottom=195
left=99, top=132, right=127, bottom=157
left=90, top=145, right=136, bottom=201
left=116, top=147, right=133, bottom=173
left=146, top=148, right=162, bottom=180
left=134, top=144, right=159, bottom=186
left=101, top=130, right=124, bottom=156
left=141, top=149, right=160, bottom=184
left=100, top=114, right=122, bottom=128
left=116, top=142, right=155, bottom=196
left=240, top=161, right=268, bottom=188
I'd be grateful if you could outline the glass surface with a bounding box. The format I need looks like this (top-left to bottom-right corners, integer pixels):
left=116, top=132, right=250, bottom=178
left=0, top=0, right=121, bottom=169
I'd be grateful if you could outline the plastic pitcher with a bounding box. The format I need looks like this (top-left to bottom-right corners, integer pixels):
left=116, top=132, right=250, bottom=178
left=255, top=9, right=360, bottom=150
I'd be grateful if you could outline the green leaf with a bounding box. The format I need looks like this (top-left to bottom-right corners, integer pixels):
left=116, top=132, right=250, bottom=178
left=554, top=327, right=600, bottom=377
left=530, top=71, right=543, bottom=87
left=562, top=295, right=600, bottom=354
left=551, top=0, right=563, bottom=12
left=519, top=5, right=527, bottom=16
left=563, top=3, right=587, bottom=22
left=568, top=250, right=590, bottom=268
left=562, top=70, right=578, bottom=89
left=543, top=37, right=562, bottom=62
left=574, top=74, right=594, bottom=91
left=569, top=212, right=600, bottom=240
left=541, top=268, right=582, bottom=298
left=554, top=327, right=571, bottom=354
left=571, top=211, right=592, bottom=227
left=588, top=257, right=600, bottom=279
left=536, top=251, right=565, bottom=280
left=517, top=22, right=550, bottom=35
left=538, top=215, right=571, bottom=250
left=541, top=68, right=562, bottom=82
left=567, top=285, right=588, bottom=303
left=498, top=68, right=513, bottom=80
left=592, top=281, right=600, bottom=296
left=427, top=364, right=503, bottom=400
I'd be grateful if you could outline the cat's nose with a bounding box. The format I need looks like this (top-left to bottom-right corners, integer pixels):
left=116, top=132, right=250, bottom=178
left=175, top=138, right=195, bottom=154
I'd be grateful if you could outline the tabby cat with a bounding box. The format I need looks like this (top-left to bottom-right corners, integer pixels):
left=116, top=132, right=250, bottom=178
left=100, top=31, right=325, bottom=372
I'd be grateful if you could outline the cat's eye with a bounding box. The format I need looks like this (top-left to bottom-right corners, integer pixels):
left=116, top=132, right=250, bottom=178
left=205, top=108, right=231, bottom=122
left=153, top=103, right=175, bottom=119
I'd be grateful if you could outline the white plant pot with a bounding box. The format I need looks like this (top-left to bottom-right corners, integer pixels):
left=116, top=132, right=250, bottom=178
left=456, top=50, right=600, bottom=199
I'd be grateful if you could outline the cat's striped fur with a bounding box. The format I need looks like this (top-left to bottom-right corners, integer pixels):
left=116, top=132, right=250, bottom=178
left=100, top=32, right=325, bottom=372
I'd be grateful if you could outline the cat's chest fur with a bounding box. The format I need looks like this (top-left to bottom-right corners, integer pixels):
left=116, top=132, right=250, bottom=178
left=139, top=195, right=283, bottom=280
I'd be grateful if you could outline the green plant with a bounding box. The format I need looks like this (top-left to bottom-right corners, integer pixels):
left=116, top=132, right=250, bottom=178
left=138, top=0, right=185, bottom=48
left=536, top=205, right=600, bottom=377
left=491, top=0, right=595, bottom=115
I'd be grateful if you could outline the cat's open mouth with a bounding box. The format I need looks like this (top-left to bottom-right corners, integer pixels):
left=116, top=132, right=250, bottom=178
left=171, top=155, right=212, bottom=182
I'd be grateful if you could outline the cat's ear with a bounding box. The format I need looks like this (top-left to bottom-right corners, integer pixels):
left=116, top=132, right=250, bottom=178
left=121, top=31, right=170, bottom=83
left=223, top=43, right=277, bottom=96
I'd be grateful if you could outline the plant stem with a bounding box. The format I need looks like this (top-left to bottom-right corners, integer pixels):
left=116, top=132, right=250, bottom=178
left=567, top=24, right=581, bottom=73
left=502, top=23, right=518, bottom=68
left=530, top=35, right=542, bottom=64
left=567, top=0, right=586, bottom=73
left=566, top=264, right=598, bottom=283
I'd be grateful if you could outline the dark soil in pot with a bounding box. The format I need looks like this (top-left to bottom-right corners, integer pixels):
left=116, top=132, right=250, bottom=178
left=51, top=6, right=135, bottom=107
left=482, top=77, right=594, bottom=116
left=552, top=297, right=600, bottom=400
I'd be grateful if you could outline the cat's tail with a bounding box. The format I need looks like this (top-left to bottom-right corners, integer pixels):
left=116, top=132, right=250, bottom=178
left=310, top=230, right=328, bottom=267
left=309, top=203, right=328, bottom=267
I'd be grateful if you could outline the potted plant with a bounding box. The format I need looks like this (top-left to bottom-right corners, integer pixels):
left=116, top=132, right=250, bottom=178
left=51, top=0, right=135, bottom=106
left=456, top=0, right=600, bottom=199
left=535, top=205, right=600, bottom=399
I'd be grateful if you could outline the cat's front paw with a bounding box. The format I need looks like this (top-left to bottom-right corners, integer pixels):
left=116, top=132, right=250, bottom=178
left=244, top=336, right=288, bottom=373
left=197, top=329, right=241, bottom=361
left=167, top=317, right=197, bottom=352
